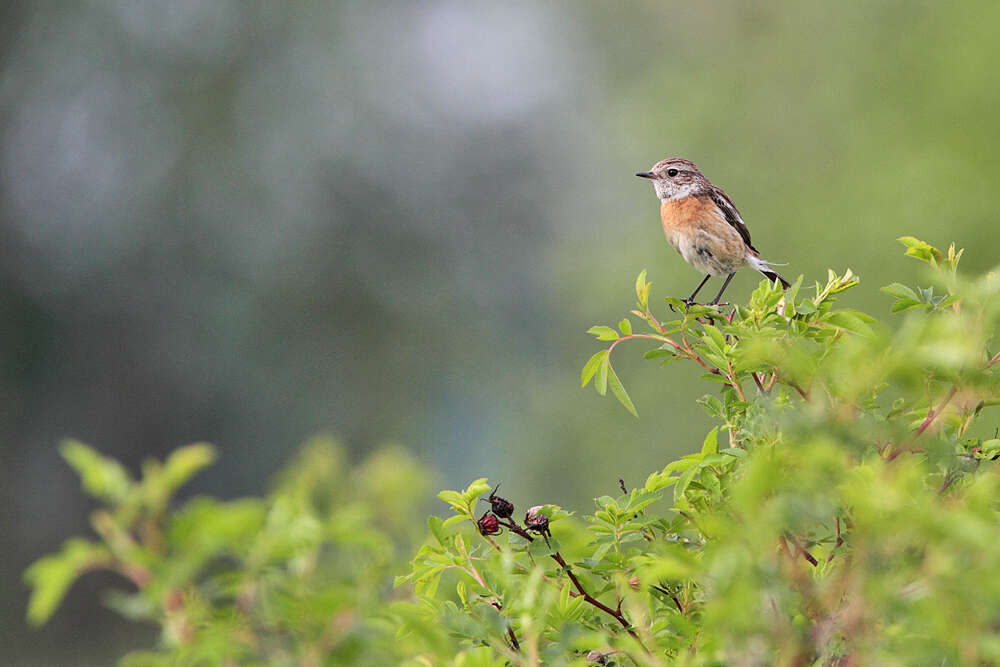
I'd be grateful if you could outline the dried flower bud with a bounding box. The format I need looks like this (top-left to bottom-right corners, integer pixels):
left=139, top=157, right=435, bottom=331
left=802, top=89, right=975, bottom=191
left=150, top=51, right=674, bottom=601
left=524, top=506, right=550, bottom=534
left=488, top=484, right=514, bottom=519
left=477, top=512, right=501, bottom=536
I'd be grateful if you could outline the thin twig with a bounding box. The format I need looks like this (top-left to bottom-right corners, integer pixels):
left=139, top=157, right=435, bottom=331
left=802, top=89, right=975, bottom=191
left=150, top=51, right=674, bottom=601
left=825, top=516, right=844, bottom=564
left=490, top=601, right=520, bottom=652
left=937, top=470, right=961, bottom=496
left=650, top=584, right=685, bottom=614
left=783, top=533, right=819, bottom=567
left=886, top=446, right=925, bottom=462
left=913, top=386, right=958, bottom=438
left=497, top=518, right=646, bottom=649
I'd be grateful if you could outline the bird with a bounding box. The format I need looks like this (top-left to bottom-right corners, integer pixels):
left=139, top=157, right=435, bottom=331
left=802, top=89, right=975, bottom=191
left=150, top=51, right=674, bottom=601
left=636, top=158, right=789, bottom=306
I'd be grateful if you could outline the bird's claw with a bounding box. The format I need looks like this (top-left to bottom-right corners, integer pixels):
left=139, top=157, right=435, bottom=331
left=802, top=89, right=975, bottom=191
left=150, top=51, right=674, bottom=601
left=668, top=298, right=698, bottom=313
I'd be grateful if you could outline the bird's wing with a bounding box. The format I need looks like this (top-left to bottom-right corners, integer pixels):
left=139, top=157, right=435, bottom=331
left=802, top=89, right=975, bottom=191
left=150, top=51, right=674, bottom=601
left=708, top=186, right=758, bottom=253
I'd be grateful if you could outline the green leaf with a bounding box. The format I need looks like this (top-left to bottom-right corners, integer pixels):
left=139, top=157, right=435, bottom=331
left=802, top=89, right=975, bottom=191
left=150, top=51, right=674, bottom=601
left=898, top=236, right=942, bottom=265
left=635, top=270, right=651, bottom=308
left=527, top=536, right=555, bottom=558
left=618, top=318, right=632, bottom=336
left=664, top=297, right=686, bottom=311
left=700, top=427, right=720, bottom=455
left=674, top=465, right=700, bottom=502
left=881, top=282, right=919, bottom=301
left=702, top=325, right=727, bottom=355
left=437, top=490, right=463, bottom=506
left=587, top=325, right=619, bottom=341
left=824, top=310, right=874, bottom=336
left=24, top=539, right=112, bottom=625
left=461, top=479, right=492, bottom=507
left=645, top=470, right=678, bottom=492
left=697, top=395, right=724, bottom=419
left=581, top=349, right=608, bottom=387
left=606, top=363, right=638, bottom=417
left=595, top=352, right=610, bottom=396
left=161, top=443, right=216, bottom=495
left=428, top=515, right=447, bottom=546
left=890, top=298, right=925, bottom=313
left=59, top=440, right=133, bottom=504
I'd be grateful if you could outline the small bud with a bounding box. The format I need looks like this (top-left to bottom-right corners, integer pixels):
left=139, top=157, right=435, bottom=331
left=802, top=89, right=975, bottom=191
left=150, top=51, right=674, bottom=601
left=629, top=575, right=640, bottom=591
left=477, top=512, right=501, bottom=536
left=488, top=484, right=515, bottom=519
left=524, top=506, right=550, bottom=535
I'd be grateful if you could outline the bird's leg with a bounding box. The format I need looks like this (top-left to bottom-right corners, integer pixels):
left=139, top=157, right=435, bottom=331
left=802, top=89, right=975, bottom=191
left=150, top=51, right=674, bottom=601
left=681, top=274, right=712, bottom=307
left=708, top=273, right=736, bottom=306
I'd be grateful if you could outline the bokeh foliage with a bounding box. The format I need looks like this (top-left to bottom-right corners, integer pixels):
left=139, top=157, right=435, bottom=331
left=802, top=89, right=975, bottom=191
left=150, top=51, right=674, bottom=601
left=26, top=438, right=436, bottom=665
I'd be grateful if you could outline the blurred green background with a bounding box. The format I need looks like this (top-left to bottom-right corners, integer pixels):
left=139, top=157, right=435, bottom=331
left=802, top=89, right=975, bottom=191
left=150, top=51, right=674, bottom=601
left=2, top=1, right=997, bottom=663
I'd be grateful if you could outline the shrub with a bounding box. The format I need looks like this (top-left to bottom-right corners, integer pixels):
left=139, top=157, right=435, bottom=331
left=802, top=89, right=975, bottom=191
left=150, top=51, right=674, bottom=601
left=25, top=437, right=440, bottom=666
left=28, top=238, right=1000, bottom=665
left=400, top=238, right=1000, bottom=665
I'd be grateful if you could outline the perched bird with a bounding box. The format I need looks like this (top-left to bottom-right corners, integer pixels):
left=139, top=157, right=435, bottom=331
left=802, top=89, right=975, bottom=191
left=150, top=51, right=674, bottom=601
left=636, top=158, right=789, bottom=305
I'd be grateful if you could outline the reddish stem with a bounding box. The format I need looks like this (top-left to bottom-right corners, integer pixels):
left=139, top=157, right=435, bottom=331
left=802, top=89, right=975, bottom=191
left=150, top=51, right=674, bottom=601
left=498, top=519, right=643, bottom=644
left=913, top=386, right=958, bottom=438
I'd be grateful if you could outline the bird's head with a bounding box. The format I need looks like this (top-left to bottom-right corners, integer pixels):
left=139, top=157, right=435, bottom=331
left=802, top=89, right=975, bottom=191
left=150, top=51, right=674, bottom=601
left=636, top=158, right=708, bottom=200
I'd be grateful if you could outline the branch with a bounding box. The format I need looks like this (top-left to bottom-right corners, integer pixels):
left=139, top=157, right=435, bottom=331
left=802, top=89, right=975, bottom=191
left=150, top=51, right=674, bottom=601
left=650, top=584, right=685, bottom=614
left=497, top=519, right=646, bottom=648
left=913, top=386, right=958, bottom=438
left=782, top=533, right=819, bottom=567
left=490, top=601, right=520, bottom=652
left=825, top=517, right=844, bottom=564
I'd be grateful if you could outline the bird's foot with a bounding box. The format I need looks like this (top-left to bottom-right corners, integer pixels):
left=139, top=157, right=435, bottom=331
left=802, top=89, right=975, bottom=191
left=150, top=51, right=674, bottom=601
left=668, top=297, right=699, bottom=313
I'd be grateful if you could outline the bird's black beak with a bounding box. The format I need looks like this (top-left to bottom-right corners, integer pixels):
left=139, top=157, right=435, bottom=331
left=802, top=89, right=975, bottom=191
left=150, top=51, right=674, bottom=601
left=635, top=171, right=655, bottom=179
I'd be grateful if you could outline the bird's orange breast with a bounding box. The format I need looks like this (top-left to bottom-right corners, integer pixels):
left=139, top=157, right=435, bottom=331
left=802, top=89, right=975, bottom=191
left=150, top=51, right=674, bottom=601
left=658, top=195, right=747, bottom=275
left=659, top=196, right=725, bottom=235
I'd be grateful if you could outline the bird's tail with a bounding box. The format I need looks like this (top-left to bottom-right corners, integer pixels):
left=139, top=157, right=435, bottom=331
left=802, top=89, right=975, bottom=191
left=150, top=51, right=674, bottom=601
left=747, top=254, right=791, bottom=289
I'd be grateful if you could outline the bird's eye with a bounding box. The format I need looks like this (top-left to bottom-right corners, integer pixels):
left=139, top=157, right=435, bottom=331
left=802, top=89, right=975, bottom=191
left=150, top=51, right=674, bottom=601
left=666, top=168, right=678, bottom=177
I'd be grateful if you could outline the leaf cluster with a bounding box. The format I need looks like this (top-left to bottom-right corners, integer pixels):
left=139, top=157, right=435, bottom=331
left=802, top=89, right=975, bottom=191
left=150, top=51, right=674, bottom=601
left=25, top=438, right=438, bottom=666
left=402, top=238, right=1000, bottom=665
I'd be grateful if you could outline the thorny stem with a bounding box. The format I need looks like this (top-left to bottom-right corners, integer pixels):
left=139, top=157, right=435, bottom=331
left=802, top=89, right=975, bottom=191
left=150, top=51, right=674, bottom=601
left=886, top=446, right=925, bottom=462
left=610, top=328, right=722, bottom=378
left=726, top=360, right=747, bottom=402
left=913, top=386, right=958, bottom=439
left=782, top=533, right=819, bottom=567
left=937, top=470, right=962, bottom=496
left=678, top=321, right=724, bottom=376
left=786, top=378, right=810, bottom=401
left=495, top=518, right=647, bottom=650
left=490, top=601, right=521, bottom=652
left=651, top=584, right=686, bottom=615
left=826, top=517, right=844, bottom=564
